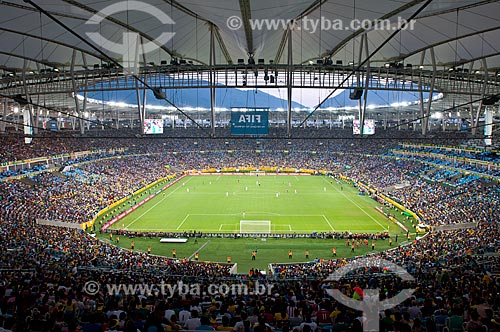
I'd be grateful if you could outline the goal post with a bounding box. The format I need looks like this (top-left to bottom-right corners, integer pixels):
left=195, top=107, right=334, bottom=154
left=240, top=220, right=271, bottom=234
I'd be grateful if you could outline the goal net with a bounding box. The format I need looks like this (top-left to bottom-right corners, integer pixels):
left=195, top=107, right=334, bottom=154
left=240, top=220, right=271, bottom=234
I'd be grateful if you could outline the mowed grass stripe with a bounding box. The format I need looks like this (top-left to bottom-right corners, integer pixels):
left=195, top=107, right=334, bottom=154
left=124, top=177, right=194, bottom=229
left=321, top=176, right=388, bottom=232
left=114, top=175, right=391, bottom=233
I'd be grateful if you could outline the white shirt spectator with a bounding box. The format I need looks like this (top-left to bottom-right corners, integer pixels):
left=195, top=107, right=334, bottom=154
left=299, top=321, right=317, bottom=332
left=164, top=309, right=176, bottom=321
left=185, top=317, right=201, bottom=330
left=179, top=309, right=191, bottom=324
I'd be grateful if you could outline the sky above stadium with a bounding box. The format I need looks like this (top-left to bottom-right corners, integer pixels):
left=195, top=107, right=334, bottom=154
left=80, top=77, right=439, bottom=111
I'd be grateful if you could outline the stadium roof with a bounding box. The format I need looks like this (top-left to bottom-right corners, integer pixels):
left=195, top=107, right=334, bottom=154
left=1, top=0, right=500, bottom=70
left=1, top=0, right=500, bottom=136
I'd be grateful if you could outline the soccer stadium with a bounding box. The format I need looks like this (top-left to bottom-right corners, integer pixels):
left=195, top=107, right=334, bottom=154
left=0, top=1, right=499, bottom=332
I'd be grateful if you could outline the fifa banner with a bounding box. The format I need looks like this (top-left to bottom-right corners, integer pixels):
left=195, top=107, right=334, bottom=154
left=231, top=108, right=269, bottom=136
left=484, top=109, right=493, bottom=146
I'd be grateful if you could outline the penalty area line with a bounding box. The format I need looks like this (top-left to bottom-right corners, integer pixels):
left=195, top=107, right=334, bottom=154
left=322, top=215, right=335, bottom=231
left=176, top=214, right=190, bottom=230
left=322, top=176, right=387, bottom=231
left=125, top=177, right=193, bottom=229
left=219, top=224, right=238, bottom=231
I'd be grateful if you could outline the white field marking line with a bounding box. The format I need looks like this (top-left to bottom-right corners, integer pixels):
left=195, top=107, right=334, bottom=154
left=322, top=214, right=335, bottom=231
left=189, top=213, right=325, bottom=217
left=322, top=177, right=387, bottom=231
left=188, top=240, right=211, bottom=260
left=176, top=214, right=190, bottom=230
left=125, top=177, right=194, bottom=229
left=131, top=228, right=387, bottom=233
left=244, top=212, right=281, bottom=216
left=215, top=176, right=221, bottom=182
left=121, top=229, right=175, bottom=231
left=219, top=223, right=237, bottom=231
left=257, top=229, right=343, bottom=232
left=226, top=191, right=336, bottom=196
left=271, top=224, right=293, bottom=231
left=294, top=176, right=299, bottom=181
left=189, top=213, right=240, bottom=216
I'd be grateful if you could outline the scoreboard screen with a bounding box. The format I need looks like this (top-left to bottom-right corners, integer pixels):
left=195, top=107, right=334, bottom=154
left=353, top=119, right=375, bottom=135
left=144, top=119, right=164, bottom=134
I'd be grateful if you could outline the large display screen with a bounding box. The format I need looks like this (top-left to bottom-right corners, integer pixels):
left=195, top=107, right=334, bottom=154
left=353, top=119, right=375, bottom=135
left=144, top=119, right=164, bottom=134
left=231, top=109, right=269, bottom=136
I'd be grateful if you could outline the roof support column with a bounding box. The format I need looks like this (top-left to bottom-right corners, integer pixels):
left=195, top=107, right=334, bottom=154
left=1, top=99, right=7, bottom=133
left=120, top=32, right=144, bottom=131
left=141, top=83, right=147, bottom=131
left=418, top=50, right=426, bottom=134
left=473, top=59, right=488, bottom=135
left=467, top=61, right=475, bottom=135
left=135, top=80, right=146, bottom=134
left=70, top=50, right=84, bottom=134
left=209, top=23, right=216, bottom=137
left=81, top=52, right=90, bottom=131
left=358, top=34, right=369, bottom=137
left=34, top=107, right=40, bottom=132
left=287, top=28, right=293, bottom=138
left=135, top=37, right=148, bottom=134
left=423, top=48, right=436, bottom=136
left=22, top=60, right=35, bottom=138
left=115, top=109, right=120, bottom=129
left=70, top=113, right=75, bottom=130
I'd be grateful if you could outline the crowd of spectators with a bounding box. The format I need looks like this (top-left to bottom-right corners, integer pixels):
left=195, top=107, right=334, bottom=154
left=393, top=145, right=500, bottom=164
left=386, top=144, right=500, bottom=178
left=0, top=155, right=173, bottom=224
left=0, top=215, right=498, bottom=332
left=0, top=131, right=499, bottom=332
left=0, top=128, right=472, bottom=163
left=272, top=223, right=500, bottom=331
left=2, top=147, right=499, bottom=227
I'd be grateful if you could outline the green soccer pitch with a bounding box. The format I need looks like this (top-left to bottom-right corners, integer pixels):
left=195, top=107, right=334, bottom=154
left=101, top=175, right=414, bottom=272
left=113, top=175, right=393, bottom=234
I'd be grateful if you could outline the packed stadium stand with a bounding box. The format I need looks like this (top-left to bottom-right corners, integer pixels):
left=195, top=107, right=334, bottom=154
left=2, top=1, right=500, bottom=332
left=1, top=129, right=499, bottom=332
